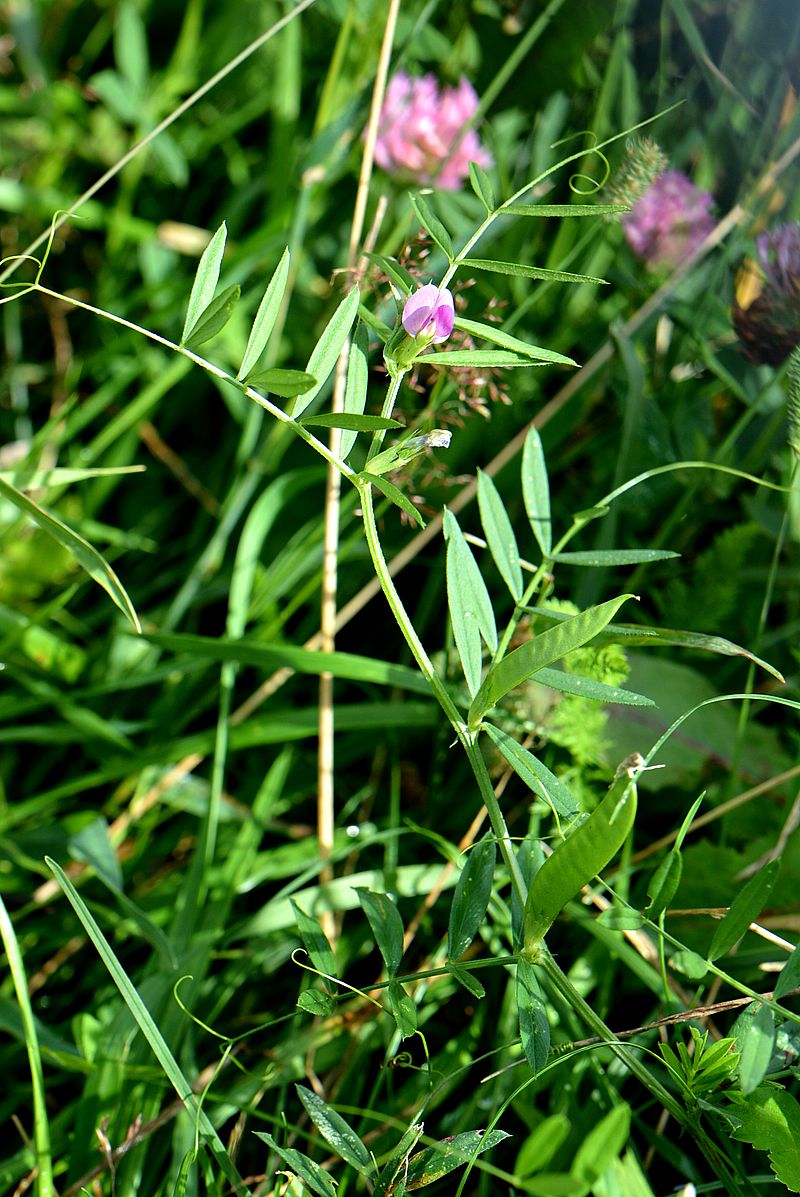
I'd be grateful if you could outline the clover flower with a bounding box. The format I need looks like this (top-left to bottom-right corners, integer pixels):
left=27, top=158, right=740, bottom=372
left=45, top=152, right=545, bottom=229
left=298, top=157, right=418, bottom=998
left=622, top=169, right=715, bottom=270
left=732, top=223, right=800, bottom=365
left=374, top=71, right=492, bottom=190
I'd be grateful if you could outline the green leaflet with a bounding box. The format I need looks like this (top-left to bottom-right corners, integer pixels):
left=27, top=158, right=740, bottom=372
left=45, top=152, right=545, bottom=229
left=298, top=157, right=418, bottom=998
left=477, top=469, right=523, bottom=601
left=522, top=426, right=552, bottom=557
left=469, top=161, right=495, bottom=211
left=237, top=246, right=290, bottom=379
left=293, top=286, right=360, bottom=417
left=708, top=860, right=779, bottom=962
left=516, top=956, right=550, bottom=1073
left=444, top=508, right=497, bottom=696
left=182, top=283, right=240, bottom=349
left=409, top=193, right=454, bottom=260
left=447, top=837, right=496, bottom=960
left=357, top=889, right=404, bottom=976
left=181, top=222, right=227, bottom=344
left=296, top=1085, right=372, bottom=1174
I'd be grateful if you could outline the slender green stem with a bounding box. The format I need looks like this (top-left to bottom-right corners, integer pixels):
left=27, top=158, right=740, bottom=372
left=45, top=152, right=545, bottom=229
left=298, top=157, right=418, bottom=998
left=367, top=368, right=406, bottom=462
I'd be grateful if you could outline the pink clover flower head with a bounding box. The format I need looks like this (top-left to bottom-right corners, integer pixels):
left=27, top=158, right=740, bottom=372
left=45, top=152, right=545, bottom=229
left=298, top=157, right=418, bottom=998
left=402, top=284, right=455, bottom=344
left=622, top=169, right=714, bottom=270
left=374, top=71, right=492, bottom=190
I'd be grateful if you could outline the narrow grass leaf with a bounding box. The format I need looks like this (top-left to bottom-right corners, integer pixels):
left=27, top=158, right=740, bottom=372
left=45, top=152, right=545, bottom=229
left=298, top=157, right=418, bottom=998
left=237, top=246, right=290, bottom=379
left=483, top=723, right=579, bottom=818
left=409, top=193, right=454, bottom=260
left=446, top=962, right=486, bottom=999
left=522, top=426, right=552, bottom=556
left=468, top=595, right=633, bottom=728
left=533, top=666, right=655, bottom=706
left=645, top=850, right=683, bottom=918
left=340, top=321, right=369, bottom=459
left=775, top=941, right=800, bottom=1000
left=296, top=1085, right=373, bottom=1174
left=523, top=766, right=638, bottom=956
left=502, top=202, right=628, bottom=217
left=448, top=837, right=496, bottom=960
left=171, top=1151, right=196, bottom=1197
left=415, top=349, right=548, bottom=368
left=300, top=413, right=403, bottom=431
left=477, top=469, right=523, bottom=600
left=708, top=860, right=779, bottom=962
left=444, top=508, right=497, bottom=696
left=364, top=252, right=414, bottom=295
left=553, top=548, right=680, bottom=566
left=406, top=1131, right=510, bottom=1190
left=181, top=222, right=226, bottom=344
left=469, top=161, right=495, bottom=211
left=357, top=889, right=404, bottom=976
left=254, top=1132, right=336, bottom=1197
left=45, top=858, right=245, bottom=1190
left=361, top=473, right=425, bottom=528
left=0, top=477, right=141, bottom=631
left=517, top=957, right=550, bottom=1073
left=245, top=368, right=316, bottom=399
left=461, top=257, right=607, bottom=285
left=387, top=980, right=417, bottom=1039
left=183, top=283, right=240, bottom=349
left=454, top=316, right=577, bottom=366
left=739, top=1004, right=776, bottom=1095
left=294, top=286, right=360, bottom=416
left=291, top=902, right=337, bottom=976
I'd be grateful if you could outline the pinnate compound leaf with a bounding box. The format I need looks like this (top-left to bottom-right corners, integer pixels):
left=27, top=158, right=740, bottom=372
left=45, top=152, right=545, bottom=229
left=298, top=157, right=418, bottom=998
left=296, top=1084, right=372, bottom=1174
left=181, top=222, right=227, bottom=344
left=522, top=426, right=551, bottom=556
left=245, top=368, right=316, bottom=399
left=461, top=257, right=607, bottom=285
left=444, top=508, right=497, bottom=696
left=454, top=316, right=576, bottom=366
left=477, top=469, right=523, bottom=601
left=254, top=1131, right=336, bottom=1197
left=409, top=193, right=454, bottom=260
left=291, top=902, right=336, bottom=976
left=238, top=246, right=290, bottom=379
left=448, top=837, right=496, bottom=960
left=361, top=472, right=425, bottom=528
left=708, top=860, right=779, bottom=962
left=357, top=890, right=404, bottom=976
left=405, top=1130, right=510, bottom=1190
left=468, top=595, right=634, bottom=728
left=738, top=1004, right=776, bottom=1095
left=483, top=724, right=579, bottom=818
left=517, top=956, right=550, bottom=1073
left=293, top=286, right=360, bottom=417
left=469, top=161, right=495, bottom=211
left=340, top=321, right=369, bottom=459
left=729, top=1087, right=800, bottom=1191
left=0, top=477, right=141, bottom=632
left=183, top=283, right=240, bottom=349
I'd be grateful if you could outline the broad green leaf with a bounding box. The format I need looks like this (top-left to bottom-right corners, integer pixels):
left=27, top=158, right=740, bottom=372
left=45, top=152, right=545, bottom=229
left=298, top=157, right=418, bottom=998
left=477, top=469, right=523, bottom=601
left=738, top=1004, right=776, bottom=1095
left=357, top=889, right=404, bottom=976
left=446, top=962, right=485, bottom=999
left=469, top=161, right=495, bottom=211
left=115, top=2, right=149, bottom=97
left=415, top=349, right=549, bottom=368
left=405, top=1130, right=510, bottom=1190
left=572, top=1104, right=630, bottom=1185
left=254, top=1131, right=337, bottom=1197
left=532, top=667, right=655, bottom=706
left=183, top=283, right=240, bottom=349
left=468, top=595, right=634, bottom=728
left=517, top=956, right=550, bottom=1073
left=340, top=321, right=369, bottom=459
left=523, top=765, right=638, bottom=957
left=460, top=257, right=607, bottom=285
left=454, top=316, right=577, bottom=366
left=553, top=548, right=680, bottom=566
left=597, top=909, right=644, bottom=930
left=364, top=252, right=415, bottom=295
left=522, top=426, right=552, bottom=556
left=361, top=472, right=425, bottom=528
left=444, top=508, right=497, bottom=696
left=515, top=1114, right=570, bottom=1177
left=374, top=1125, right=425, bottom=1197
left=775, top=940, right=800, bottom=1000
left=237, top=246, right=290, bottom=379
left=291, top=901, right=336, bottom=976
left=502, top=202, right=628, bottom=217
left=140, top=630, right=431, bottom=695
left=645, top=850, right=683, bottom=918
left=299, top=413, right=403, bottom=431
left=708, top=861, right=779, bottom=961
left=0, top=477, right=141, bottom=632
left=297, top=990, right=337, bottom=1016
left=296, top=1084, right=373, bottom=1174
left=409, top=193, right=454, bottom=260
left=181, top=222, right=227, bottom=344
left=448, top=837, right=496, bottom=960
left=87, top=69, right=139, bottom=124
left=68, top=817, right=123, bottom=891
left=387, top=980, right=417, bottom=1039
left=293, top=286, right=360, bottom=417
left=670, top=949, right=708, bottom=979
left=483, top=724, right=579, bottom=818
left=729, top=1087, right=800, bottom=1191
left=245, top=368, right=316, bottom=398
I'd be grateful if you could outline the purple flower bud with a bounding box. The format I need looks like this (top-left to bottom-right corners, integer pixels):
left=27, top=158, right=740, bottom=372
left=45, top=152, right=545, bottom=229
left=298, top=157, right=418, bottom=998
left=402, top=284, right=455, bottom=344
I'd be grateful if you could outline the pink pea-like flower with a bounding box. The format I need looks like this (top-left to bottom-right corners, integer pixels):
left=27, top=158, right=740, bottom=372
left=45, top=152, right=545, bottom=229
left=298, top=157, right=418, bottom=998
left=622, top=169, right=714, bottom=270
left=374, top=71, right=492, bottom=191
left=402, top=284, right=455, bottom=344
